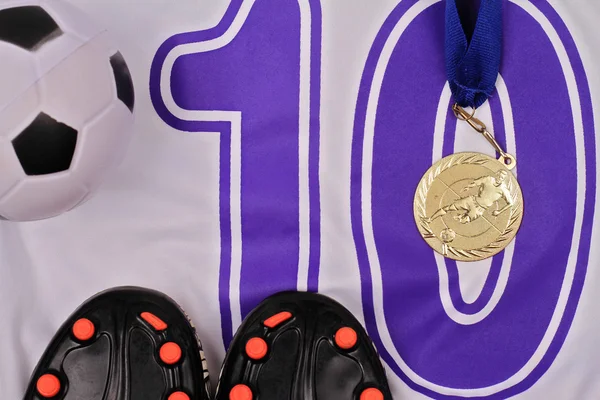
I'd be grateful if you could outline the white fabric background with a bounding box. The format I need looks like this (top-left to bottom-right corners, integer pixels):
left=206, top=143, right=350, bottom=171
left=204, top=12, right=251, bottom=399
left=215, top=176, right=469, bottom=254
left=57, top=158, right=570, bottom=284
left=0, top=0, right=598, bottom=399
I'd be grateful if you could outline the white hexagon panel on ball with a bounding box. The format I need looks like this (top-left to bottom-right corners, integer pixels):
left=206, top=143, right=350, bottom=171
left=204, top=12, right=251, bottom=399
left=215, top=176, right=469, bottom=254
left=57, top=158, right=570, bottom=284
left=0, top=0, right=135, bottom=221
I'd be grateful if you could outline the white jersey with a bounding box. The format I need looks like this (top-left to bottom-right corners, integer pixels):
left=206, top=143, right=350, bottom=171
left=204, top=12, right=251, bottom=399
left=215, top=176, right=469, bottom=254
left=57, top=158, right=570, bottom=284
left=1, top=0, right=599, bottom=399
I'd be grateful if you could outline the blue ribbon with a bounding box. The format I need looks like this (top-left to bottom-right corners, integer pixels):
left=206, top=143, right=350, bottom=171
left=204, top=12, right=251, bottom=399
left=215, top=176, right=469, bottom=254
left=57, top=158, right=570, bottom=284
left=445, top=0, right=503, bottom=108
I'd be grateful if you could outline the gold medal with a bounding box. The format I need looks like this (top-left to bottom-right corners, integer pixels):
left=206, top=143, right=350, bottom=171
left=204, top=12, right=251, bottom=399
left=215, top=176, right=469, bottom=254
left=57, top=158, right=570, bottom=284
left=414, top=105, right=524, bottom=262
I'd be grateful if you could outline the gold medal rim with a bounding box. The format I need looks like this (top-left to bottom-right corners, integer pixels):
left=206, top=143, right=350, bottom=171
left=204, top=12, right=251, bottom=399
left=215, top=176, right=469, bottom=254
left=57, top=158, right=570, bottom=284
left=413, top=152, right=524, bottom=262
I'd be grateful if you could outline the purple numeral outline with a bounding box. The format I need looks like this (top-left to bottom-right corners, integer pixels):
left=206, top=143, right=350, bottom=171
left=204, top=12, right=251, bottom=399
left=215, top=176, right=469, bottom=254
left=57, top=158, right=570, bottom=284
left=351, top=0, right=595, bottom=398
left=150, top=0, right=322, bottom=346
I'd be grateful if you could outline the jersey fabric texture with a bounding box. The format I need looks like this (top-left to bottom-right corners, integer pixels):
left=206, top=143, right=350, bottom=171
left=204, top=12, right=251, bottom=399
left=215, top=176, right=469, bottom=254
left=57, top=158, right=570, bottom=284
left=1, top=0, right=599, bottom=399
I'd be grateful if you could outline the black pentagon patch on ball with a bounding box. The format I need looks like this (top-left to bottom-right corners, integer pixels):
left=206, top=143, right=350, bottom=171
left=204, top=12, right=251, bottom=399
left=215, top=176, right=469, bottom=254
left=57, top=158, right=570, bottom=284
left=12, top=113, right=78, bottom=176
left=110, top=52, right=135, bottom=112
left=0, top=6, right=62, bottom=51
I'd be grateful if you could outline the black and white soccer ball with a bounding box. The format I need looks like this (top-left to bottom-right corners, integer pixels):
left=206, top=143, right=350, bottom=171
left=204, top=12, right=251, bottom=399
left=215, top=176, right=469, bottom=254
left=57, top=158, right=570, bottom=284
left=0, top=0, right=135, bottom=221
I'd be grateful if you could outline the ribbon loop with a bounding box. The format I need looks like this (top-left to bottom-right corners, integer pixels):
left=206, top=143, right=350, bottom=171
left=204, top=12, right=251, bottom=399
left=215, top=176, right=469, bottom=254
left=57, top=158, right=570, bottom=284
left=445, top=0, right=503, bottom=108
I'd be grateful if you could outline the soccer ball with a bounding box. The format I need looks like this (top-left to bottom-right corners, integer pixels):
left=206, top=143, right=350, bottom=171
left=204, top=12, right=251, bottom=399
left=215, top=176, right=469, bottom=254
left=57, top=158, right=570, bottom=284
left=0, top=0, right=135, bottom=221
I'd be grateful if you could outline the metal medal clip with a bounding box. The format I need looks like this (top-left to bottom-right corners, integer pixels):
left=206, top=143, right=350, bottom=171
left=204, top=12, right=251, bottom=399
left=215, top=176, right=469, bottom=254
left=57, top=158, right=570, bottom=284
left=452, top=104, right=516, bottom=170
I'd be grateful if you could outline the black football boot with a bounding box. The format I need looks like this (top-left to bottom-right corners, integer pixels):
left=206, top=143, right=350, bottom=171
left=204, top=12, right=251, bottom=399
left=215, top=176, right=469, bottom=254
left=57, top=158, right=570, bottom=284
left=215, top=291, right=392, bottom=400
left=24, top=287, right=210, bottom=400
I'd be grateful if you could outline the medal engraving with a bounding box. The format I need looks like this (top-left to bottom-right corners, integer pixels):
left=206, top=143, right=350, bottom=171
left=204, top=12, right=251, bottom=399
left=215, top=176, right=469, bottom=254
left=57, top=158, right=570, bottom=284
left=414, top=152, right=523, bottom=261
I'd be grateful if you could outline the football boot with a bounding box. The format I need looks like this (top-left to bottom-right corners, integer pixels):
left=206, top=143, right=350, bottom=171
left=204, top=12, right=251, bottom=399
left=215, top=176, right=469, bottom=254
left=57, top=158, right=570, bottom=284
left=24, top=287, right=210, bottom=400
left=215, top=291, right=392, bottom=400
